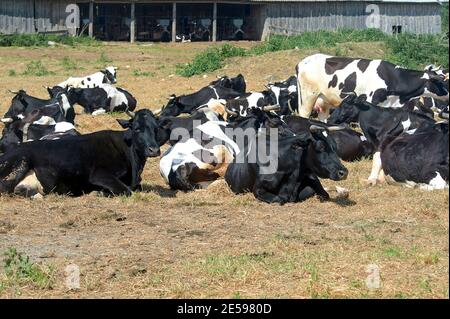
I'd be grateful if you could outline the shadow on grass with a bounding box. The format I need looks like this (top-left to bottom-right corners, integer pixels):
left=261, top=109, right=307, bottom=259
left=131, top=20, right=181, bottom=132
left=328, top=196, right=357, bottom=207
left=141, top=184, right=177, bottom=198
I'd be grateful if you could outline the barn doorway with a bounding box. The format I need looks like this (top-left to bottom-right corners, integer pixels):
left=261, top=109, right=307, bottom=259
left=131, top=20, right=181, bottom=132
left=176, top=3, right=213, bottom=41
left=136, top=3, right=173, bottom=42
left=217, top=3, right=259, bottom=41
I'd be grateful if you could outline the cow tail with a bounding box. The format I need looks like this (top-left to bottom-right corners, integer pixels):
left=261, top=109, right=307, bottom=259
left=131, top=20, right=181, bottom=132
left=0, top=152, right=32, bottom=194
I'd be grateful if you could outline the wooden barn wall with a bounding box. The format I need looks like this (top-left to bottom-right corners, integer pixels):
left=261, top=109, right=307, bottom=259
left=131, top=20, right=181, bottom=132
left=0, top=0, right=72, bottom=34
left=263, top=2, right=442, bottom=38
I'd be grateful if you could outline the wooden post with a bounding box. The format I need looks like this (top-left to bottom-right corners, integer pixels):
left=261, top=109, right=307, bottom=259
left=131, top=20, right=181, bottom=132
left=130, top=1, right=136, bottom=43
left=88, top=1, right=94, bottom=38
left=172, top=2, right=177, bottom=42
left=212, top=2, right=217, bottom=42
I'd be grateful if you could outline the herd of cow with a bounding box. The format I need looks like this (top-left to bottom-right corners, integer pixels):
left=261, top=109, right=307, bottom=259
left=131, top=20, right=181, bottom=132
left=0, top=53, right=448, bottom=204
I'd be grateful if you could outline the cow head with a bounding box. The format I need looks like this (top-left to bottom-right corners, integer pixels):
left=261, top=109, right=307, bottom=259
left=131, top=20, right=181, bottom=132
left=117, top=109, right=163, bottom=158
left=423, top=71, right=449, bottom=100
left=102, top=66, right=118, bottom=84
left=305, top=125, right=348, bottom=181
left=0, top=117, right=24, bottom=153
left=160, top=95, right=184, bottom=117
left=2, top=90, right=29, bottom=122
left=327, top=95, right=367, bottom=125
left=210, top=74, right=246, bottom=93
left=278, top=90, right=298, bottom=115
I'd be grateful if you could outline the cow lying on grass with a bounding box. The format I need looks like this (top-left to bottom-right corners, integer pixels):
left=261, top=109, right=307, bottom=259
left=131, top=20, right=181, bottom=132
left=0, top=110, right=163, bottom=197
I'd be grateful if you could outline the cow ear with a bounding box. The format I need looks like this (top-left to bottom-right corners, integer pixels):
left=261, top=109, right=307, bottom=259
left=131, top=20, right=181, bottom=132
left=158, top=117, right=172, bottom=129
left=117, top=119, right=131, bottom=128
left=100, top=70, right=106, bottom=74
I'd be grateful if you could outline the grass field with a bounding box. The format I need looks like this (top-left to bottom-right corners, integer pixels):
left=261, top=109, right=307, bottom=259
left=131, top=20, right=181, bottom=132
left=0, top=41, right=448, bottom=298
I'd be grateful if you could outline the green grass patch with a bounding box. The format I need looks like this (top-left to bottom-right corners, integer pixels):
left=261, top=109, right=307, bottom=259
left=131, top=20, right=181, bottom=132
left=176, top=43, right=247, bottom=77
left=0, top=34, right=100, bottom=47
left=22, top=61, right=54, bottom=76
left=8, top=70, right=16, bottom=77
left=177, top=29, right=448, bottom=77
left=132, top=69, right=155, bottom=77
left=2, top=248, right=54, bottom=289
left=97, top=52, right=112, bottom=65
left=60, top=56, right=80, bottom=71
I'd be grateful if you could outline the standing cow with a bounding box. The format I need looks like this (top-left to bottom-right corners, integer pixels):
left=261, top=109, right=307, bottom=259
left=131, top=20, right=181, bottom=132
left=296, top=54, right=449, bottom=120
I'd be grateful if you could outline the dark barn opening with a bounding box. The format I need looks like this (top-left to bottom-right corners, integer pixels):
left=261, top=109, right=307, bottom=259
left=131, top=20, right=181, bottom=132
left=217, top=3, right=259, bottom=41
left=136, top=3, right=172, bottom=42
left=176, top=3, right=213, bottom=41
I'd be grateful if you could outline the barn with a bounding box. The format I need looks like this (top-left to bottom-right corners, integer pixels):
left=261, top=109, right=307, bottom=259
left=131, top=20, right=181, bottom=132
left=0, top=0, right=446, bottom=42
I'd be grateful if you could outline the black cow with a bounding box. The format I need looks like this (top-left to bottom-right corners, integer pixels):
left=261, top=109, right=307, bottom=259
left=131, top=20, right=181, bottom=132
left=380, top=121, right=448, bottom=190
left=2, top=89, right=75, bottom=124
left=47, top=85, right=137, bottom=115
left=328, top=95, right=436, bottom=185
left=209, top=74, right=246, bottom=94
left=403, top=96, right=448, bottom=119
left=224, top=109, right=348, bottom=204
left=282, top=116, right=374, bottom=162
left=0, top=110, right=163, bottom=197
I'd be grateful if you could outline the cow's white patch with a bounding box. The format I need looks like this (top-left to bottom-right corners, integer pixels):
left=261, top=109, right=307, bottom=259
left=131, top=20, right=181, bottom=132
left=405, top=128, right=417, bottom=135
left=401, top=118, right=411, bottom=131
left=54, top=122, right=75, bottom=133
left=287, top=85, right=297, bottom=93
left=270, top=86, right=281, bottom=105
left=368, top=151, right=382, bottom=183
left=197, top=121, right=240, bottom=155
left=360, top=135, right=367, bottom=141
left=246, top=92, right=264, bottom=108
left=421, top=73, right=430, bottom=80
left=92, top=108, right=106, bottom=116
left=33, top=116, right=56, bottom=125
left=421, top=172, right=448, bottom=190
left=322, top=131, right=328, bottom=137
left=14, top=170, right=43, bottom=197
left=60, top=94, right=71, bottom=114
left=17, top=114, right=25, bottom=120
left=380, top=95, right=403, bottom=108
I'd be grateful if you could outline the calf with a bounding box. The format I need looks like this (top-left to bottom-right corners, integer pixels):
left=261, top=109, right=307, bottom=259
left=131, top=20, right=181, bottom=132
left=57, top=66, right=118, bottom=88
left=224, top=109, right=348, bottom=204
left=380, top=121, right=448, bottom=190
left=296, top=54, right=449, bottom=120
left=2, top=89, right=75, bottom=124
left=0, top=110, right=163, bottom=197
left=328, top=95, right=435, bottom=185
left=209, top=74, right=246, bottom=94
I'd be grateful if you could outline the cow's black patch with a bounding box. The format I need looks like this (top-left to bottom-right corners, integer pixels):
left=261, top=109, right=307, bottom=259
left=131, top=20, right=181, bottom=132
left=357, top=59, right=371, bottom=73
left=339, top=72, right=357, bottom=98
left=338, top=83, right=344, bottom=90
left=87, top=77, right=91, bottom=81
left=372, top=89, right=388, bottom=105
left=81, top=80, right=85, bottom=85
left=325, top=57, right=354, bottom=75
left=328, top=75, right=338, bottom=88
left=369, top=91, right=373, bottom=97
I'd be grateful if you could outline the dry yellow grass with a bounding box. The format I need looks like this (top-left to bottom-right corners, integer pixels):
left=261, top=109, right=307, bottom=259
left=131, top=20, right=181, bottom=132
left=0, top=42, right=448, bottom=298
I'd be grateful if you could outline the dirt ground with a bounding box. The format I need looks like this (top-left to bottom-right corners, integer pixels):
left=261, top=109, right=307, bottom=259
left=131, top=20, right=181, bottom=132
left=0, top=41, right=448, bottom=298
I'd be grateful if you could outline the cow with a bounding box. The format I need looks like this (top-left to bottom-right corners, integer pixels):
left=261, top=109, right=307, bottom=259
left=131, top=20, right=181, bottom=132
left=159, top=117, right=240, bottom=191
left=0, top=120, right=79, bottom=154
left=0, top=109, right=163, bottom=197
left=380, top=121, right=448, bottom=190
left=282, top=116, right=374, bottom=162
left=402, top=96, right=448, bottom=119
left=57, top=66, right=118, bottom=88
left=328, top=94, right=436, bottom=185
left=269, top=75, right=298, bottom=93
left=159, top=78, right=245, bottom=117
left=47, top=84, right=137, bottom=115
left=1, top=89, right=75, bottom=124
left=224, top=109, right=348, bottom=204
left=296, top=54, right=449, bottom=120
left=209, top=74, right=246, bottom=94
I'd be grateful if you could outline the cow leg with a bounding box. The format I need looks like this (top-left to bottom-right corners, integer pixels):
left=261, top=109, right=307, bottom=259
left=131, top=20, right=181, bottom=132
left=89, top=170, right=132, bottom=196
left=367, top=151, right=383, bottom=186
left=92, top=108, right=106, bottom=116
left=299, top=93, right=319, bottom=118
left=302, top=175, right=330, bottom=201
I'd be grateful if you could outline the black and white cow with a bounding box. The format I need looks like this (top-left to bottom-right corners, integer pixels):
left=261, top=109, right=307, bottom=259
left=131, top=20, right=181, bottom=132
left=1, top=89, right=75, bottom=124
left=159, top=118, right=239, bottom=191
left=268, top=75, right=298, bottom=93
left=0, top=118, right=79, bottom=154
left=380, top=121, right=448, bottom=190
left=57, top=66, right=118, bottom=88
left=296, top=54, right=449, bottom=120
left=159, top=76, right=245, bottom=117
left=0, top=110, right=164, bottom=197
left=282, top=116, right=375, bottom=162
left=224, top=109, right=348, bottom=204
left=47, top=84, right=137, bottom=115
left=328, top=94, right=436, bottom=185
left=402, top=96, right=448, bottom=119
